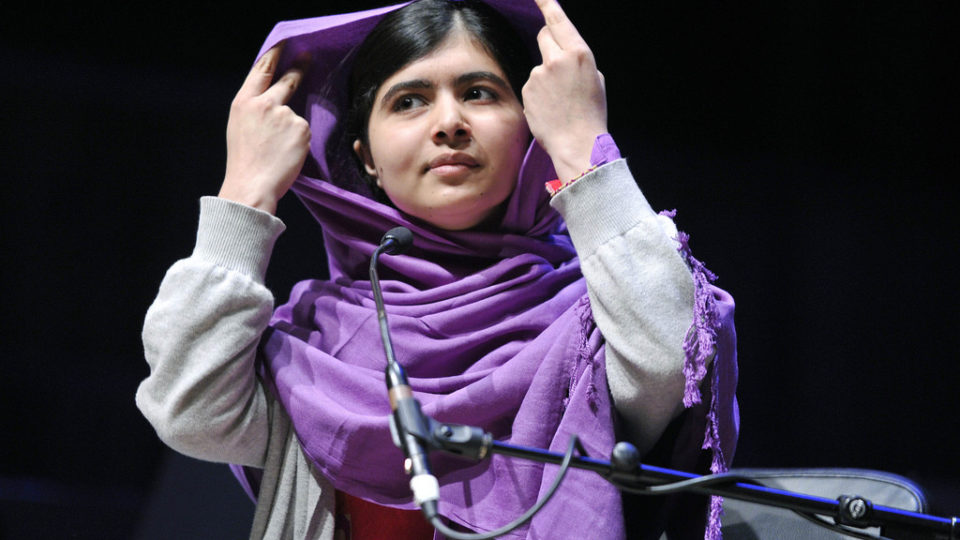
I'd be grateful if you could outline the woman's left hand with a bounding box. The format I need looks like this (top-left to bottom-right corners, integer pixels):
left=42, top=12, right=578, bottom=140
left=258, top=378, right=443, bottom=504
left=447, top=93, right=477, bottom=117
left=523, top=0, right=608, bottom=182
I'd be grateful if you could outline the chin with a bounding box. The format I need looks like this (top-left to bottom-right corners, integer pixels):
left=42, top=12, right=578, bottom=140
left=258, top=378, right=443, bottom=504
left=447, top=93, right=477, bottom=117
left=408, top=201, right=498, bottom=231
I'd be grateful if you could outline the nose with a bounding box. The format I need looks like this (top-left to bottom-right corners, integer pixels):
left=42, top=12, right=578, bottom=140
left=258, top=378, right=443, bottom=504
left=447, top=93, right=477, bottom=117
left=431, top=95, right=471, bottom=146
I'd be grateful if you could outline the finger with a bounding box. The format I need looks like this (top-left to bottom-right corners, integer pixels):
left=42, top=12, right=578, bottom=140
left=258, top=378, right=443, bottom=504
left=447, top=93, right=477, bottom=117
left=534, top=0, right=587, bottom=49
left=237, top=42, right=285, bottom=99
left=261, top=67, right=304, bottom=105
left=536, top=26, right=563, bottom=63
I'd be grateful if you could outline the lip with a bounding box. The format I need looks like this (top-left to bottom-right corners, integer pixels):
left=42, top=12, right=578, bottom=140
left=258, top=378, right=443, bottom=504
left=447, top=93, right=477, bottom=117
left=427, top=153, right=480, bottom=175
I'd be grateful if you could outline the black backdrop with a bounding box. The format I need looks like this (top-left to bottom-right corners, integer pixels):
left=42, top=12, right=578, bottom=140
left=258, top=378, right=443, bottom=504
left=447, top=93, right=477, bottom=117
left=2, top=1, right=956, bottom=538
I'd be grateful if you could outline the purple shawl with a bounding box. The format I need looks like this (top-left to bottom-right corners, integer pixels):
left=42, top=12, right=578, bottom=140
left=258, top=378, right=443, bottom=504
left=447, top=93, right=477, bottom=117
left=234, top=2, right=739, bottom=538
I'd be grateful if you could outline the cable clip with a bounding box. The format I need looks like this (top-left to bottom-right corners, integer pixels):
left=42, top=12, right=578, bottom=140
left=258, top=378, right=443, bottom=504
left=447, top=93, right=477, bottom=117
left=837, top=494, right=874, bottom=527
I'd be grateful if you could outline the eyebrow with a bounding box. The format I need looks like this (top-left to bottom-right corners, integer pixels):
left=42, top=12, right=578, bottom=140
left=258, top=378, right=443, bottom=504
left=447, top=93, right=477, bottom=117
left=378, top=71, right=511, bottom=109
left=455, top=71, right=510, bottom=90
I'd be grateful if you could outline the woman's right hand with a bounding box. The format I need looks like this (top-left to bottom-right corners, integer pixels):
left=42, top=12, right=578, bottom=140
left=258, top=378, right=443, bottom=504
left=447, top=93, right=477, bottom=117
left=218, top=44, right=310, bottom=215
left=523, top=0, right=607, bottom=183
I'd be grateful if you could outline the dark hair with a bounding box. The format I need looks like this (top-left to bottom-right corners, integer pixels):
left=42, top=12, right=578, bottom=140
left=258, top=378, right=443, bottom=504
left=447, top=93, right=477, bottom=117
left=342, top=0, right=531, bottom=187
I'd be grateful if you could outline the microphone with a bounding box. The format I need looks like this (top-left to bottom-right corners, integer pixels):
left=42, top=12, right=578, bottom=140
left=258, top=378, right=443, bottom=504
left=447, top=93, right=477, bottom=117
left=369, top=227, right=440, bottom=520
left=380, top=226, right=414, bottom=255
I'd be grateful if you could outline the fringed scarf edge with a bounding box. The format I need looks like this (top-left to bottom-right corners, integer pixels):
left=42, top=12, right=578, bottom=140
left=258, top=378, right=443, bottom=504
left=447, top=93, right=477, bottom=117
left=661, top=208, right=727, bottom=540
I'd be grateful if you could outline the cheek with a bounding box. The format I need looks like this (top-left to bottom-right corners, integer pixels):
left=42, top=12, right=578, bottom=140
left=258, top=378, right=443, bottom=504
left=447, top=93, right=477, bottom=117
left=500, top=109, right=529, bottom=148
left=369, top=126, right=420, bottom=180
left=513, top=125, right=530, bottom=158
left=498, top=117, right=530, bottom=170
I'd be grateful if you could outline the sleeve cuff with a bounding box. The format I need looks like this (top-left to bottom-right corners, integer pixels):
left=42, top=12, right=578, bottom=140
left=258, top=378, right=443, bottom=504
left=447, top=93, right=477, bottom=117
left=193, top=196, right=287, bottom=282
left=549, top=159, right=659, bottom=258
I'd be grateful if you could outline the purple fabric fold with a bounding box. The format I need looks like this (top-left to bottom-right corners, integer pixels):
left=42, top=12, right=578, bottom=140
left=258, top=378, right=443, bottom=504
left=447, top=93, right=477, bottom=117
left=230, top=2, right=739, bottom=538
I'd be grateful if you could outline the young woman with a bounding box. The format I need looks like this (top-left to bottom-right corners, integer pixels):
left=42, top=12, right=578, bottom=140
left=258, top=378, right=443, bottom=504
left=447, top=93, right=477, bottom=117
left=137, top=1, right=738, bottom=538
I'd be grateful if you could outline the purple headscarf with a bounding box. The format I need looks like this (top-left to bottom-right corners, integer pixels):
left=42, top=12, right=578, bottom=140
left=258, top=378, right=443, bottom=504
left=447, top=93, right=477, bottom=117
left=235, top=2, right=739, bottom=538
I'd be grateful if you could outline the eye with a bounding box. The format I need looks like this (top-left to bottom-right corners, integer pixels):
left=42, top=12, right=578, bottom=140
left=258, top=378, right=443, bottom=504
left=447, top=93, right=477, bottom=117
left=392, top=94, right=427, bottom=112
left=464, top=87, right=497, bottom=102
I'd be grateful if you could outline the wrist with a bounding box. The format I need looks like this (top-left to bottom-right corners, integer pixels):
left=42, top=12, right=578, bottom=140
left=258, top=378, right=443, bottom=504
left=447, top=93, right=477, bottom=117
left=217, top=181, right=280, bottom=215
left=551, top=157, right=593, bottom=184
left=545, top=133, right=621, bottom=196
left=547, top=130, right=608, bottom=182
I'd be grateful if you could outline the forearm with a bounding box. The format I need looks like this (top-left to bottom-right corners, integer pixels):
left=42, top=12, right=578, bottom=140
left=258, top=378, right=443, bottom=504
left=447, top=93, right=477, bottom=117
left=550, top=159, right=694, bottom=454
left=137, top=197, right=285, bottom=467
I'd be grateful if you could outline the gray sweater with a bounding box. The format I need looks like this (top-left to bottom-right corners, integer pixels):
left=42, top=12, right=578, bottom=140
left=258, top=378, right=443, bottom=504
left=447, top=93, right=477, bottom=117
left=137, top=159, right=695, bottom=539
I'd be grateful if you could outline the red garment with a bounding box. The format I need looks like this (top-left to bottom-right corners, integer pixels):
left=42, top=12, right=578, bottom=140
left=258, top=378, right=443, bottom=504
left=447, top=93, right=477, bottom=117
left=334, top=490, right=435, bottom=540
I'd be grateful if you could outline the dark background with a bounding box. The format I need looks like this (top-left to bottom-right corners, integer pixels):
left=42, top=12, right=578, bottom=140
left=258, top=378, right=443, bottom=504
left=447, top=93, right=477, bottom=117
left=2, top=1, right=956, bottom=538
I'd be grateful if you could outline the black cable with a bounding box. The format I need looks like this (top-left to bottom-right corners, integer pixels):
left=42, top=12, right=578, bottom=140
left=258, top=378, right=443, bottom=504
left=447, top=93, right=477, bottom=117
left=428, top=435, right=581, bottom=540
left=612, top=471, right=756, bottom=495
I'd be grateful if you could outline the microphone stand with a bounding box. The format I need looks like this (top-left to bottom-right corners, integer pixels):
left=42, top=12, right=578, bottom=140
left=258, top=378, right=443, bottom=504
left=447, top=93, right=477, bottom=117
left=433, top=427, right=959, bottom=540
left=370, top=228, right=958, bottom=540
left=370, top=227, right=440, bottom=520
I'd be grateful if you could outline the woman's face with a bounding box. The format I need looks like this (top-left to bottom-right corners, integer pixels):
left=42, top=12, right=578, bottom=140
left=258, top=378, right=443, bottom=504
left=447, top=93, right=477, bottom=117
left=354, top=29, right=529, bottom=231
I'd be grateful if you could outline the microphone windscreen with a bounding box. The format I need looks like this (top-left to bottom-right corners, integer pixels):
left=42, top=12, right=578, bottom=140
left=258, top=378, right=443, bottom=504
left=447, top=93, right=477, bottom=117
left=381, top=227, right=414, bottom=255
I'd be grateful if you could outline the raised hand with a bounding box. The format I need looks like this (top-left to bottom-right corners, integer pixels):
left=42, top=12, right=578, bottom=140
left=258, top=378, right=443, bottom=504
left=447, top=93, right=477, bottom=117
left=522, top=0, right=608, bottom=182
left=218, top=44, right=311, bottom=215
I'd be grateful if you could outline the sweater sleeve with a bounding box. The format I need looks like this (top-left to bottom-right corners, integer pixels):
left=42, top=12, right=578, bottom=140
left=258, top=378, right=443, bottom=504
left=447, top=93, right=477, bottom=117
left=136, top=196, right=286, bottom=467
left=549, top=159, right=694, bottom=455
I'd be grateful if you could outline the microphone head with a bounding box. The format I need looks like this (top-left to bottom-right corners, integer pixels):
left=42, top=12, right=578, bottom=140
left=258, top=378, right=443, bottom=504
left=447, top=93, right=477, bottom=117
left=381, top=227, right=414, bottom=255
